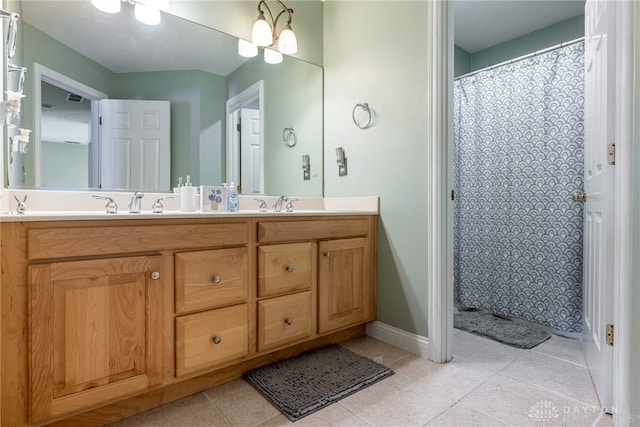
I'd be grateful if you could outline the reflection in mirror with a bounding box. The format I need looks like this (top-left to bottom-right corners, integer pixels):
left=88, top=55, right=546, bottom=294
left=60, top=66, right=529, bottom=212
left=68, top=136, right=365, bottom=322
left=7, top=0, right=323, bottom=196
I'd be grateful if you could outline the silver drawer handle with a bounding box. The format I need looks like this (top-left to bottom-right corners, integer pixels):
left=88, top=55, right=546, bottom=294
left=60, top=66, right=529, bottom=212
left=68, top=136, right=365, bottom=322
left=285, top=265, right=294, bottom=273
left=324, top=252, right=331, bottom=258
left=151, top=271, right=160, bottom=280
left=212, top=336, right=222, bottom=344
left=212, top=275, right=221, bottom=284
left=284, top=318, right=293, bottom=326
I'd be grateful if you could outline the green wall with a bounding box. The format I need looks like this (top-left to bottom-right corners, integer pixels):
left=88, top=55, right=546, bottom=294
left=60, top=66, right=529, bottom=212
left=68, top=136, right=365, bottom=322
left=455, top=15, right=584, bottom=77
left=323, top=1, right=429, bottom=337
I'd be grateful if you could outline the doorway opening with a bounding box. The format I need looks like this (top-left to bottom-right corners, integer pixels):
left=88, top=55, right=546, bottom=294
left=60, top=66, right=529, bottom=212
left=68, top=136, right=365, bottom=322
left=225, top=80, right=264, bottom=194
left=33, top=63, right=107, bottom=188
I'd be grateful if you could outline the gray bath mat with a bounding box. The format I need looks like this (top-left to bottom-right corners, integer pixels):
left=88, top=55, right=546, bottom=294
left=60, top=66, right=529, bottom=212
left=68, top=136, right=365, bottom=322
left=454, top=310, right=552, bottom=349
left=243, top=344, right=394, bottom=421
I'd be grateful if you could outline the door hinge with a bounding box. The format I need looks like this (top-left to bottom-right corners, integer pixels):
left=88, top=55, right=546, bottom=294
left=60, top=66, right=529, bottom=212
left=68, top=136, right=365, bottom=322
left=451, top=189, right=455, bottom=201
left=608, top=143, right=615, bottom=165
left=236, top=123, right=241, bottom=132
left=99, top=116, right=102, bottom=125
left=606, top=323, right=614, bottom=346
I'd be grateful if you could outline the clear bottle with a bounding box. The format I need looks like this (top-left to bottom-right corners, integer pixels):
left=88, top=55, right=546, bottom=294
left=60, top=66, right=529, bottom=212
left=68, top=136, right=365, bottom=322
left=227, top=182, right=239, bottom=212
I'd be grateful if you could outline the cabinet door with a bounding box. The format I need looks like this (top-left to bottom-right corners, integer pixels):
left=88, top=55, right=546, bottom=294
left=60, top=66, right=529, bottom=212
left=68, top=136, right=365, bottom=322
left=257, top=242, right=314, bottom=297
left=257, top=291, right=313, bottom=351
left=29, top=256, right=163, bottom=423
left=318, top=238, right=370, bottom=333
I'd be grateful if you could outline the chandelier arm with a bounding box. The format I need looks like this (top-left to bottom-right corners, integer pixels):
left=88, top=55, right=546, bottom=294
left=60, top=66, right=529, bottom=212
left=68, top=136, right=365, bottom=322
left=257, top=0, right=275, bottom=32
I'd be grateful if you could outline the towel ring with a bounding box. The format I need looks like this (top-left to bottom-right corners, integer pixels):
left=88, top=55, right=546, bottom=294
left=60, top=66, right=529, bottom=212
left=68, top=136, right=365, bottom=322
left=352, top=103, right=373, bottom=129
left=283, top=127, right=297, bottom=147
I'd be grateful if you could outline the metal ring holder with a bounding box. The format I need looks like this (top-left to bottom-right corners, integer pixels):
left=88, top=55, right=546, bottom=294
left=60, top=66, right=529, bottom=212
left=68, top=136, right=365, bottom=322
left=5, top=12, right=19, bottom=59
left=283, top=127, right=296, bottom=147
left=352, top=102, right=373, bottom=129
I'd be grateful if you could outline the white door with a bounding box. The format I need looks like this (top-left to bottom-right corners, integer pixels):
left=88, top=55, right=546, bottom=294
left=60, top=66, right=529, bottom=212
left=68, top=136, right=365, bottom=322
left=239, top=108, right=262, bottom=194
left=582, top=0, right=615, bottom=411
left=99, top=99, right=170, bottom=192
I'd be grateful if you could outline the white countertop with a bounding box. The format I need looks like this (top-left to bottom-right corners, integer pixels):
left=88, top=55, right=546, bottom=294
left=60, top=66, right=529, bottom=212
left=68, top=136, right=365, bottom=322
left=0, top=190, right=378, bottom=222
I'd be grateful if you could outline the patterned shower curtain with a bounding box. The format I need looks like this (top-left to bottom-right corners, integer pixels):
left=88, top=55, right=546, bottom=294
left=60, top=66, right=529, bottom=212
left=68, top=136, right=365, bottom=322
left=453, top=41, right=584, bottom=334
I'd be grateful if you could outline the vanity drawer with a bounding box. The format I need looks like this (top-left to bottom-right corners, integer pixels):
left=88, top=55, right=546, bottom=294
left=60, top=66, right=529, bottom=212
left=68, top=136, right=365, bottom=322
left=27, top=222, right=248, bottom=260
left=257, top=291, right=313, bottom=351
left=175, top=248, right=248, bottom=314
left=175, top=304, right=248, bottom=377
left=257, top=242, right=314, bottom=298
left=257, top=219, right=370, bottom=244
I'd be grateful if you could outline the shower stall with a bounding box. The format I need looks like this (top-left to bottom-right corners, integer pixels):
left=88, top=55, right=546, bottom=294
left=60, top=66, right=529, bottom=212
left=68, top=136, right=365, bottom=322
left=453, top=40, right=585, bottom=335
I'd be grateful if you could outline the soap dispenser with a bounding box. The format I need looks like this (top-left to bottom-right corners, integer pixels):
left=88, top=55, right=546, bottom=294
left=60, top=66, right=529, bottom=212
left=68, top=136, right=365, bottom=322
left=180, top=175, right=196, bottom=212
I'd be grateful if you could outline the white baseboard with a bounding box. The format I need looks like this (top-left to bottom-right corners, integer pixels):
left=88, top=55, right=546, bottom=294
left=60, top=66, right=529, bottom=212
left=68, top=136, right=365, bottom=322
left=365, top=321, right=430, bottom=359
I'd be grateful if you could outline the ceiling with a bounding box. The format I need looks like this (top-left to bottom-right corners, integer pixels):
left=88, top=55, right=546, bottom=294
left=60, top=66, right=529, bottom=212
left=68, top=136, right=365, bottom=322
left=20, top=1, right=247, bottom=76
left=454, top=0, right=585, bottom=53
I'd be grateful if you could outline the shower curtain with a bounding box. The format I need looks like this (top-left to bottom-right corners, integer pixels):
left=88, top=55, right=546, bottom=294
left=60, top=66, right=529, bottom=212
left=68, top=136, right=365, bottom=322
left=453, top=41, right=584, bottom=334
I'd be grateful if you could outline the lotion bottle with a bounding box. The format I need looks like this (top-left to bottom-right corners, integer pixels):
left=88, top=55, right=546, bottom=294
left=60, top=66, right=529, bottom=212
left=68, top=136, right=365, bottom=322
left=180, top=175, right=196, bottom=212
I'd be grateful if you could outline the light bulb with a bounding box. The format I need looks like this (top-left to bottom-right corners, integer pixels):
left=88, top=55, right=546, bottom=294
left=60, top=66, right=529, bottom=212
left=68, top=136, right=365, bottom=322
left=91, top=0, right=121, bottom=14
left=238, top=39, right=258, bottom=58
left=264, top=48, right=283, bottom=65
left=277, top=24, right=297, bottom=55
left=134, top=2, right=161, bottom=25
left=252, top=12, right=273, bottom=47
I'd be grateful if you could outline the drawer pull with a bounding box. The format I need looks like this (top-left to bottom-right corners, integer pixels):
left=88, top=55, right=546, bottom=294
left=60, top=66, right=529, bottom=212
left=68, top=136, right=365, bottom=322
left=285, top=265, right=294, bottom=273
left=212, top=336, right=222, bottom=344
left=324, top=252, right=331, bottom=258
left=284, top=317, right=293, bottom=326
left=212, top=275, right=221, bottom=284
left=151, top=271, right=160, bottom=280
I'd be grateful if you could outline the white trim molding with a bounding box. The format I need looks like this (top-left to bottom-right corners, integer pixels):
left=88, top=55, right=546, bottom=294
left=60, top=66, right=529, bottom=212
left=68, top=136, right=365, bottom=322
left=426, top=0, right=454, bottom=363
left=366, top=321, right=430, bottom=359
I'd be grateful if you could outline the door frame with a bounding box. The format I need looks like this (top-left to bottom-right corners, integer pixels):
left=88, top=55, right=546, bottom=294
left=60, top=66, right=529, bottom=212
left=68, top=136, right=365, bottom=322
left=428, top=1, right=637, bottom=420
left=225, top=80, right=264, bottom=193
left=33, top=63, right=107, bottom=187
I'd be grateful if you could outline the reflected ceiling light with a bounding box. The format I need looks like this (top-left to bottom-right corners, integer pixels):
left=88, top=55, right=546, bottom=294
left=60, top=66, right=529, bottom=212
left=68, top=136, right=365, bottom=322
left=91, top=0, right=168, bottom=25
left=264, top=48, right=283, bottom=64
left=134, top=2, right=161, bottom=25
left=249, top=0, right=298, bottom=56
left=238, top=39, right=258, bottom=58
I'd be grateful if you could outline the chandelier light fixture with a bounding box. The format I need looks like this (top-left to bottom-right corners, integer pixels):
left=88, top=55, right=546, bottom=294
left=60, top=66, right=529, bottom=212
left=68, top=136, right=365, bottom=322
left=91, top=0, right=169, bottom=25
left=238, top=0, right=297, bottom=64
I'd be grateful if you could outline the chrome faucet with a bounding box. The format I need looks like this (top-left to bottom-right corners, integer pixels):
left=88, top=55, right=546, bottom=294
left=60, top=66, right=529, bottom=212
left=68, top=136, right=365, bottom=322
left=272, top=195, right=288, bottom=212
left=128, top=191, right=144, bottom=213
left=93, top=195, right=118, bottom=214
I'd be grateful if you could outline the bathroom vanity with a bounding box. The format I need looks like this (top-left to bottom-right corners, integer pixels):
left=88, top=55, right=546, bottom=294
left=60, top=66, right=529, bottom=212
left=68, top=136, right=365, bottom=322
left=0, top=208, right=377, bottom=426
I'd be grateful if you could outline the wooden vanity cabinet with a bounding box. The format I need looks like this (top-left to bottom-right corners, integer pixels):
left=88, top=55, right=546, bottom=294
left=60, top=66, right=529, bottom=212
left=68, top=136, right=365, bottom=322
left=0, top=215, right=376, bottom=426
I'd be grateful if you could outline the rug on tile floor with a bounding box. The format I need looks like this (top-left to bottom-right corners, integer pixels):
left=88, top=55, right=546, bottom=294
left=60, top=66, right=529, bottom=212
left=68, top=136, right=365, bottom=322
left=454, top=310, right=552, bottom=349
left=243, top=344, right=394, bottom=421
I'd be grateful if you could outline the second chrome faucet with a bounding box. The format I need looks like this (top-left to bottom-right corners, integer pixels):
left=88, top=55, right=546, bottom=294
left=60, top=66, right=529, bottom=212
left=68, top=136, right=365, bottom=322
left=128, top=191, right=144, bottom=213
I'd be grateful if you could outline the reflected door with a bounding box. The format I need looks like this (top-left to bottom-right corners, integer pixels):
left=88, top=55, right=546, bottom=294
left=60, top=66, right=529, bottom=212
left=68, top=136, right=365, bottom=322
left=99, top=99, right=170, bottom=192
left=240, top=108, right=261, bottom=194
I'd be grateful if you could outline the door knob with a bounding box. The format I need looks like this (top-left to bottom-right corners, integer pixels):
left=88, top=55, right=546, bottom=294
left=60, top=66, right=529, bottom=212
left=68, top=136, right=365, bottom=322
left=150, top=271, right=160, bottom=280
left=572, top=191, right=587, bottom=202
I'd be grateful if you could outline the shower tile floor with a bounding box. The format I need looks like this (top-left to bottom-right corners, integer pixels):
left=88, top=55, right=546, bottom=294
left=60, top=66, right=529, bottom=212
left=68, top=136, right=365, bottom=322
left=110, top=330, right=612, bottom=427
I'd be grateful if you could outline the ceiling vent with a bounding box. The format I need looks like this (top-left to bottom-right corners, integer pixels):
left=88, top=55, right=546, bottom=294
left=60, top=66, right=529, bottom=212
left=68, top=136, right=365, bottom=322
left=66, top=93, right=84, bottom=103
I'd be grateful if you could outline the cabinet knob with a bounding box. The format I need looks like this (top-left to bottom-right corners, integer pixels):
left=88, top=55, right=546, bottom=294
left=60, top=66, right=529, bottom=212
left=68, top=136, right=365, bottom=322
left=324, top=252, right=331, bottom=258
left=151, top=271, right=160, bottom=280
left=284, top=318, right=293, bottom=326
left=212, top=336, right=222, bottom=344
left=212, top=275, right=221, bottom=284
left=285, top=265, right=294, bottom=273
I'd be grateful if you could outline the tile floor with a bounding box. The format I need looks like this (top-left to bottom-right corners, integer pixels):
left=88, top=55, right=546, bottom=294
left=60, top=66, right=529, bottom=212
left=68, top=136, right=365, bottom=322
left=111, top=330, right=613, bottom=427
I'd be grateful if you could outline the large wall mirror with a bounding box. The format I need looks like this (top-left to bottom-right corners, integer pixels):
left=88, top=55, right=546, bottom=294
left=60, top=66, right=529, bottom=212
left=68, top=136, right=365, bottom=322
left=5, top=0, right=323, bottom=196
